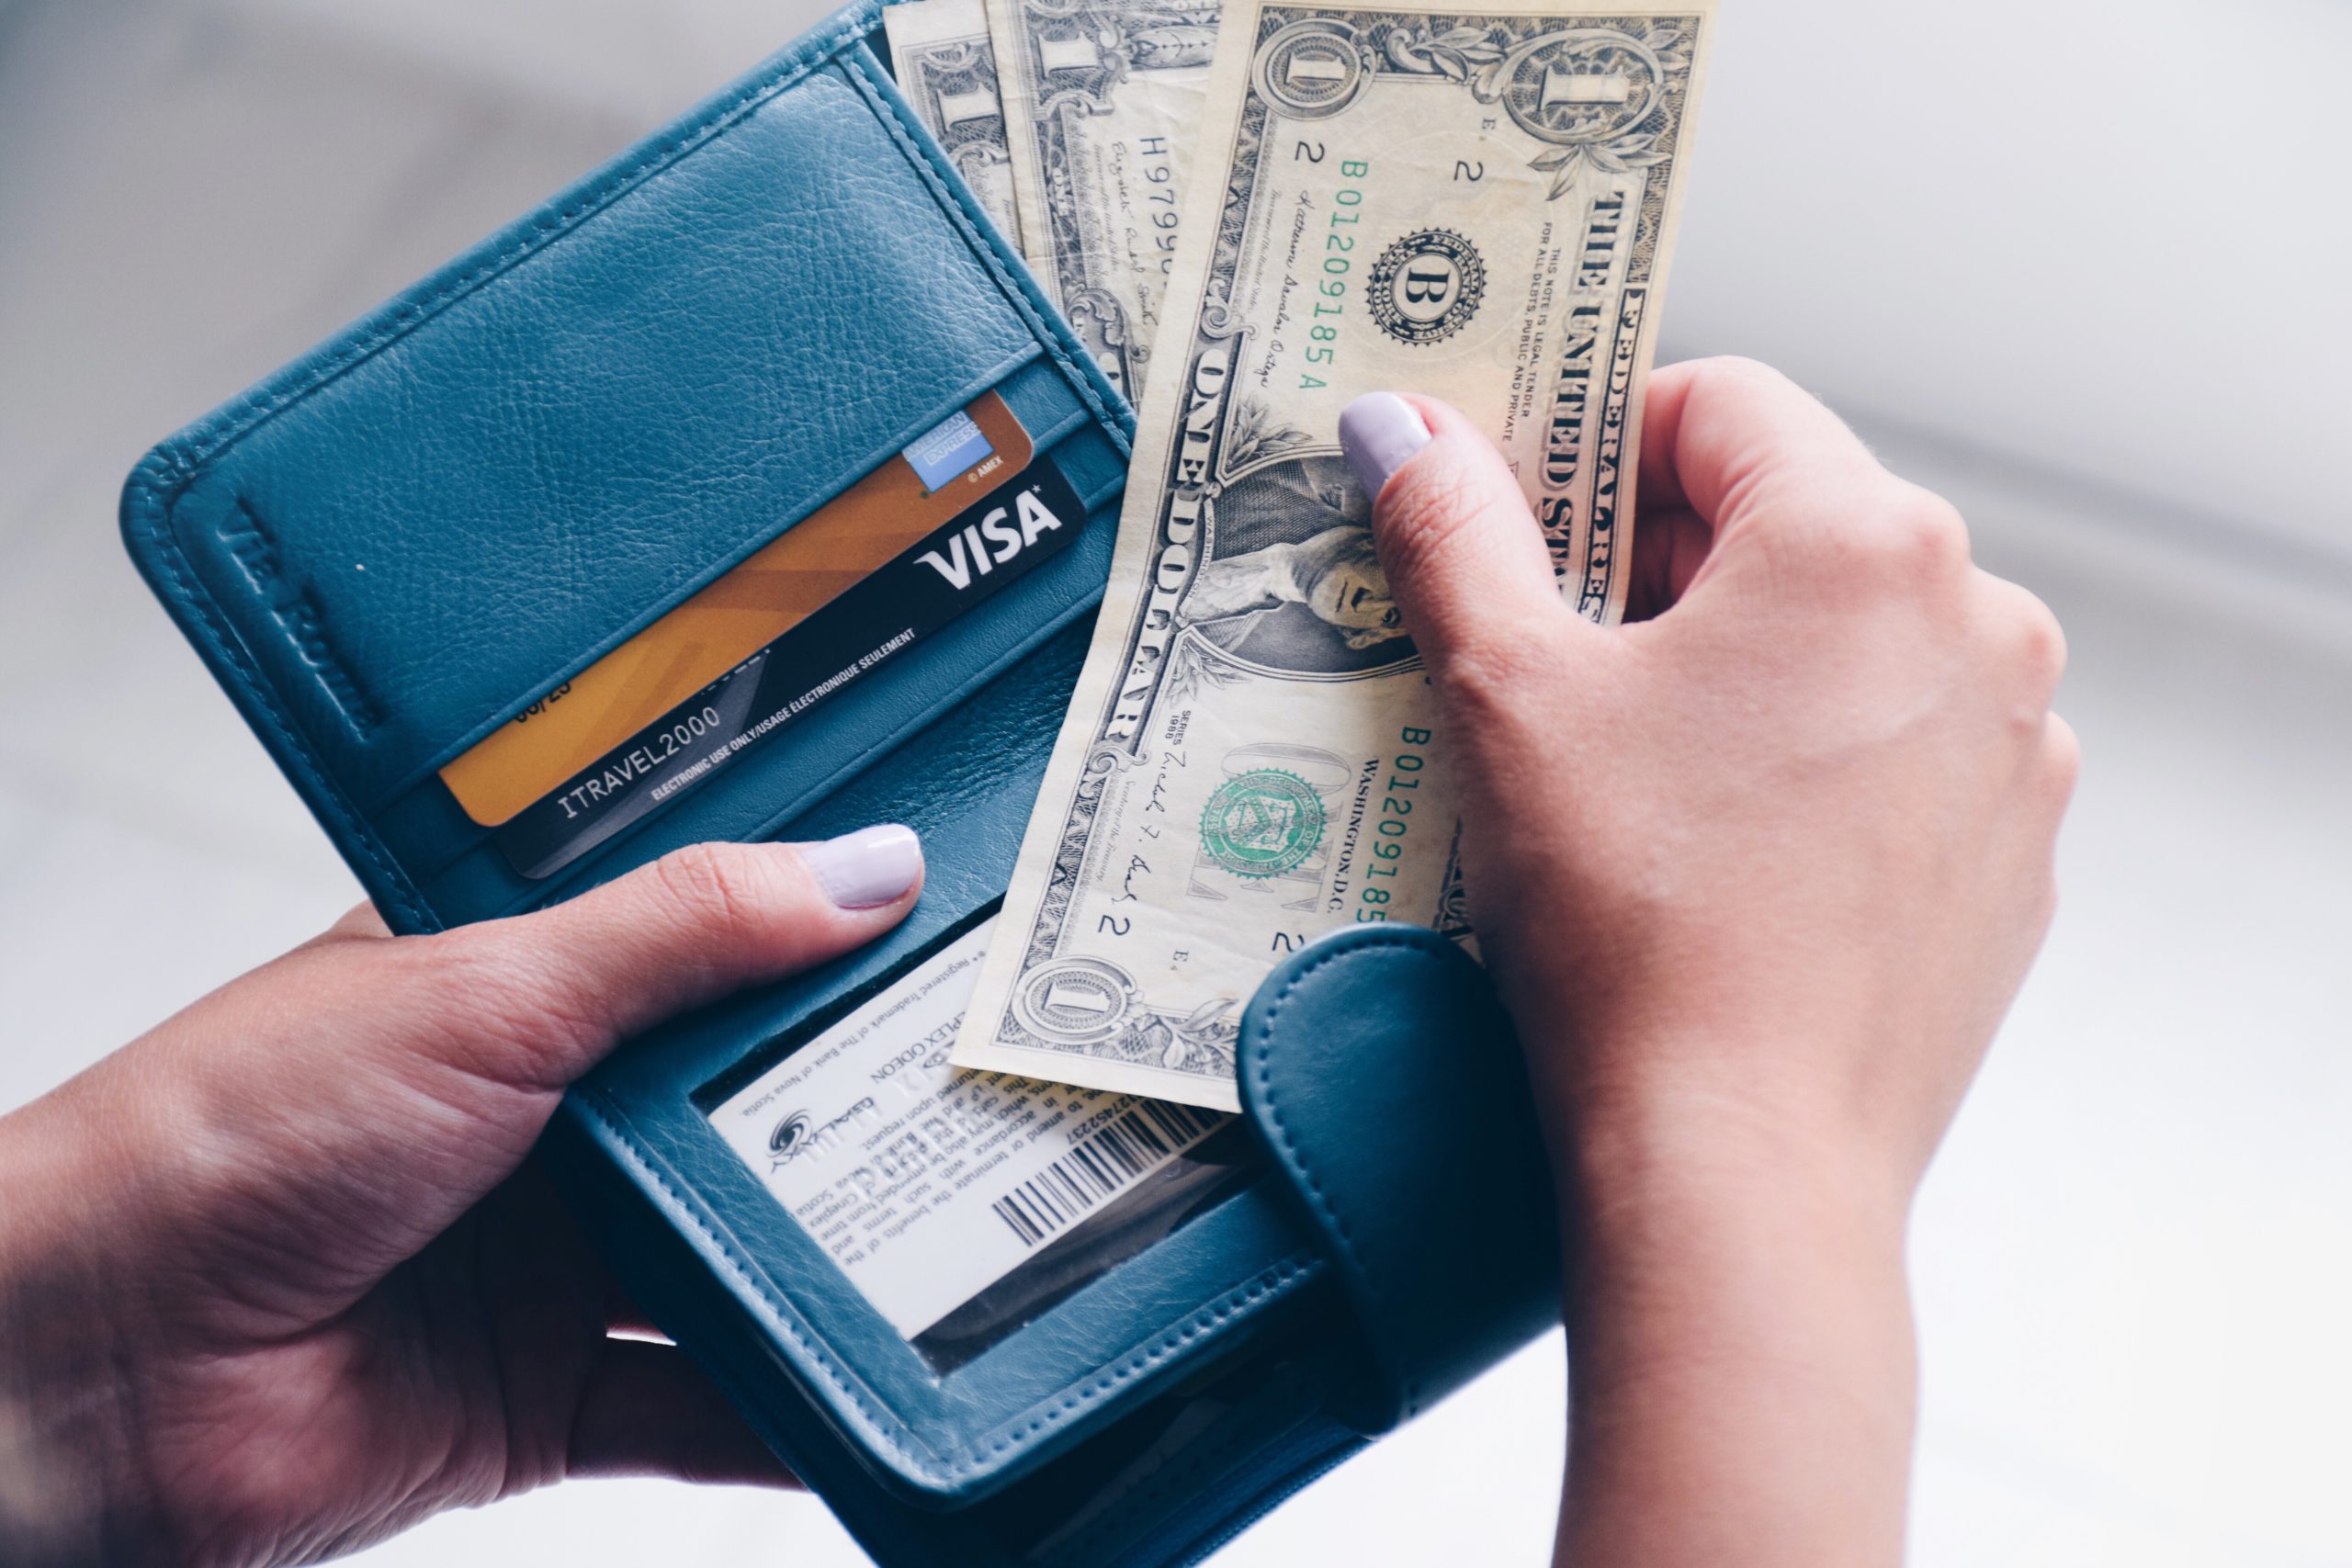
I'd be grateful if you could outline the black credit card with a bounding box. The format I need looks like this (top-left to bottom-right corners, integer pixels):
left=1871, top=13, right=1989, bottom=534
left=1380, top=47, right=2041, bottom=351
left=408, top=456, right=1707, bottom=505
left=493, top=455, right=1087, bottom=879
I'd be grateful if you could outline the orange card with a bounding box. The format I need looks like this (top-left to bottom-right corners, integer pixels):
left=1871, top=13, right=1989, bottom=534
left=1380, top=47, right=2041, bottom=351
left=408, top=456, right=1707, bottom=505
left=441, top=391, right=1032, bottom=825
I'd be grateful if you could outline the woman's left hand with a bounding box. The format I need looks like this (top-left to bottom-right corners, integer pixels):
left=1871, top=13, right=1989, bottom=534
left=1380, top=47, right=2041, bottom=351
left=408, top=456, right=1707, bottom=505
left=0, top=829, right=922, bottom=1566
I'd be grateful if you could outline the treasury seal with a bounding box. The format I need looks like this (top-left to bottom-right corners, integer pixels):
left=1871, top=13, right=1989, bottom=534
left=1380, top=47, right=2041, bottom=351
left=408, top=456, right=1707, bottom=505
left=1368, top=229, right=1486, bottom=346
left=1199, top=769, right=1325, bottom=878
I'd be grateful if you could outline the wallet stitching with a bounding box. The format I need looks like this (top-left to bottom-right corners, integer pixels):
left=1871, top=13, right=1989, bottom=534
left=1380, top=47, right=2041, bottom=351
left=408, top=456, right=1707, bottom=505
left=837, top=49, right=1133, bottom=460
left=122, top=455, right=440, bottom=931
left=574, top=1087, right=1317, bottom=1486
left=1248, top=932, right=1442, bottom=1418
left=959, top=1255, right=1317, bottom=1465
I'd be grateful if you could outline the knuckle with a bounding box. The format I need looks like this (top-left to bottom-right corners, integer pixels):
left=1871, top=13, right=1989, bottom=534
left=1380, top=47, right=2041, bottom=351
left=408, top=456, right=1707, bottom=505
left=1798, top=491, right=1969, bottom=606
left=1675, top=356, right=1836, bottom=446
left=1974, top=576, right=2067, bottom=705
left=392, top=926, right=599, bottom=1076
left=2040, top=714, right=2082, bottom=806
left=649, top=841, right=770, bottom=934
left=2010, top=592, right=2069, bottom=692
left=1875, top=490, right=1972, bottom=580
left=1756, top=488, right=1972, bottom=605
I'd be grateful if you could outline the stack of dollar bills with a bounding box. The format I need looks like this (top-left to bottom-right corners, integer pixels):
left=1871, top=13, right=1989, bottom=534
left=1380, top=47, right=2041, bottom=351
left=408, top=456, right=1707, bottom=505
left=883, top=0, right=1716, bottom=1111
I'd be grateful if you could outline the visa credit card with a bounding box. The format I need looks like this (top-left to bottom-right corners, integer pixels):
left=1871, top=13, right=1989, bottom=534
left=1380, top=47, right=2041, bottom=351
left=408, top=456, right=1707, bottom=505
left=492, top=457, right=1087, bottom=879
left=440, top=391, right=1034, bottom=830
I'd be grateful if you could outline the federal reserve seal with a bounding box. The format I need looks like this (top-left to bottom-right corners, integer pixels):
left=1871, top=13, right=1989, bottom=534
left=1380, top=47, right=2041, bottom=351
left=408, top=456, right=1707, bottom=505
left=1199, top=768, right=1326, bottom=878
left=1368, top=230, right=1486, bottom=345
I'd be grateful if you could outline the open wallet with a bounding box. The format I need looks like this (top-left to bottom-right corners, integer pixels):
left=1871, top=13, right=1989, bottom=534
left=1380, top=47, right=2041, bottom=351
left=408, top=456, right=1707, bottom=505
left=119, top=4, right=1563, bottom=1561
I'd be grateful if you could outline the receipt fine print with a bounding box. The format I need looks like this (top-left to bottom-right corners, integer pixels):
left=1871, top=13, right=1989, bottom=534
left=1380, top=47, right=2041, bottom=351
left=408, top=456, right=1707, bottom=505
left=710, top=920, right=1225, bottom=1338
left=954, top=1, right=1713, bottom=1111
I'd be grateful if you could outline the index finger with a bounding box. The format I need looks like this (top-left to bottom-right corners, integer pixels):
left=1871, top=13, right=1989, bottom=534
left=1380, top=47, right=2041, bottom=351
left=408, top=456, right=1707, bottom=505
left=1636, top=356, right=1897, bottom=528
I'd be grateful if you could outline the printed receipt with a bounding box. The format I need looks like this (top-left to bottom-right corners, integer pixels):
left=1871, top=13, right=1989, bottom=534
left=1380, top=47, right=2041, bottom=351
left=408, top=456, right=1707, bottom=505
left=709, top=919, right=1226, bottom=1338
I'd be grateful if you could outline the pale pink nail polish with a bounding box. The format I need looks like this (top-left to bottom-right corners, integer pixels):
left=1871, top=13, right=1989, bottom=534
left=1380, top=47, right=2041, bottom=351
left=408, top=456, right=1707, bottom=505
left=800, top=824, right=922, bottom=909
left=1339, top=392, right=1431, bottom=501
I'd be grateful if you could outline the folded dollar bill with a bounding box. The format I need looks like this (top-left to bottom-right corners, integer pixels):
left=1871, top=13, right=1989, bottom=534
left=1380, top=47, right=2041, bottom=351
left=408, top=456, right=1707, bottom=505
left=953, top=0, right=1715, bottom=1111
left=885, top=0, right=1033, bottom=254
left=989, top=0, right=1222, bottom=400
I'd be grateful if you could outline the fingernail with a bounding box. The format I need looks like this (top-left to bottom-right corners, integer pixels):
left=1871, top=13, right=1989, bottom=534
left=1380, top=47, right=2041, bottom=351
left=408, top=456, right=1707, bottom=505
left=799, top=824, right=922, bottom=909
left=1339, top=392, right=1431, bottom=502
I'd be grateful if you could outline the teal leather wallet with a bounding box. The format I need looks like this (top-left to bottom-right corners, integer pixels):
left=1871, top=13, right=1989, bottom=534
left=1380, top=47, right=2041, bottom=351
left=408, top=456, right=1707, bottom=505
left=120, top=6, right=1559, bottom=1561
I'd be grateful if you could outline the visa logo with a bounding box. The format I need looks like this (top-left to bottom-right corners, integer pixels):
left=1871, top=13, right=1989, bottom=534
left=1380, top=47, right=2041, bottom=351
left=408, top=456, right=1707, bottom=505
left=917, top=486, right=1068, bottom=591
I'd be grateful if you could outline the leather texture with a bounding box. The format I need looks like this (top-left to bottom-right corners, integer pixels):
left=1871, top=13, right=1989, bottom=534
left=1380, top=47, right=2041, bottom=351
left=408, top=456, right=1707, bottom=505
left=1240, top=926, right=1562, bottom=1434
left=117, top=3, right=1559, bottom=1562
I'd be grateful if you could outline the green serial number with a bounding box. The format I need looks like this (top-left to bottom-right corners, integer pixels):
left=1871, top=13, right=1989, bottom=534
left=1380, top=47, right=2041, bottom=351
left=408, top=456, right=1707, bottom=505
left=1299, top=153, right=1370, bottom=390
left=1356, top=725, right=1430, bottom=922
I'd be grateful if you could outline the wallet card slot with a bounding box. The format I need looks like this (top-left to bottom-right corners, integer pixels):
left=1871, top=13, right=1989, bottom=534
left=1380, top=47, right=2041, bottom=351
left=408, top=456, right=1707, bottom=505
left=382, top=350, right=1108, bottom=800
left=179, top=346, right=1115, bottom=903
left=692, top=901, right=1256, bottom=1378
left=161, top=343, right=1037, bottom=808
left=381, top=412, right=1123, bottom=916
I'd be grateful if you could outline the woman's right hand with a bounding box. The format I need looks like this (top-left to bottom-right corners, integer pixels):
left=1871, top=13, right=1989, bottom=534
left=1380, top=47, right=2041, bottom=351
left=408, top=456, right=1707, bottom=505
left=1344, top=355, right=2073, bottom=1211
left=1339, top=357, right=2076, bottom=1567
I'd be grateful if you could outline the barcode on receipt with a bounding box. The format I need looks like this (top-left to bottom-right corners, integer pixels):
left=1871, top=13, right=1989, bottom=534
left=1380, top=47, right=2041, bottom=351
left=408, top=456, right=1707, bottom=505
left=989, top=1100, right=1220, bottom=1247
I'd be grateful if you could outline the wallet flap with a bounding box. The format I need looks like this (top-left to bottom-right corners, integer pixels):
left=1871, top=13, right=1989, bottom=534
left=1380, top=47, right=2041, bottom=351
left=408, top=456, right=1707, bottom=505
left=1237, top=926, right=1561, bottom=1432
left=119, top=0, right=1127, bottom=931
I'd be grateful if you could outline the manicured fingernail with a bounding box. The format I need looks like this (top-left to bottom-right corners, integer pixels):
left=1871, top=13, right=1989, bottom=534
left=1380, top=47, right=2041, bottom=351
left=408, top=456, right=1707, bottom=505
left=800, top=824, right=922, bottom=909
left=1339, top=392, right=1431, bottom=502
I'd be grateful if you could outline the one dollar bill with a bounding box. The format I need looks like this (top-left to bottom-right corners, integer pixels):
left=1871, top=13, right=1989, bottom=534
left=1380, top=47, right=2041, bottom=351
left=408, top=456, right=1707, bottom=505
left=885, top=0, right=1032, bottom=254
left=989, top=0, right=1224, bottom=400
left=956, top=0, right=1714, bottom=1110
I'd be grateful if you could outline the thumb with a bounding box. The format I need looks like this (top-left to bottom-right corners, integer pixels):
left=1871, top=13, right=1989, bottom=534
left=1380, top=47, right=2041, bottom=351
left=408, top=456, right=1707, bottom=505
left=65, top=828, right=925, bottom=1308
left=436, top=825, right=924, bottom=1086
left=1340, top=393, right=1589, bottom=682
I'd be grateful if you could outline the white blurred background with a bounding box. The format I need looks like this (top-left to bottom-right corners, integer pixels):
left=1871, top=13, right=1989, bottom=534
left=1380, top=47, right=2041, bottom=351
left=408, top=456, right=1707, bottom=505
left=2, top=1, right=2347, bottom=1563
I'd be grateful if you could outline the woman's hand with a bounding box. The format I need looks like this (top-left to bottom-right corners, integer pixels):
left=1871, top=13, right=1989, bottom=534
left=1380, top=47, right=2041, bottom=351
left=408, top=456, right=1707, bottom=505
left=0, top=828, right=922, bottom=1567
left=1340, top=358, right=2075, bottom=1567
